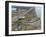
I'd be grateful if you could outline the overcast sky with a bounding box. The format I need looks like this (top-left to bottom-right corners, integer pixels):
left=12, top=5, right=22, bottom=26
left=35, top=7, right=42, bottom=17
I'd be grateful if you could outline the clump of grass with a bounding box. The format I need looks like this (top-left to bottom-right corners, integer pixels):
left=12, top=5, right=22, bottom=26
left=13, top=18, right=33, bottom=31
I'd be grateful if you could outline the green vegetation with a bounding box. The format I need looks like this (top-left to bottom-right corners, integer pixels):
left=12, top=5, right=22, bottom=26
left=14, top=18, right=34, bottom=31
left=12, top=7, right=41, bottom=31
